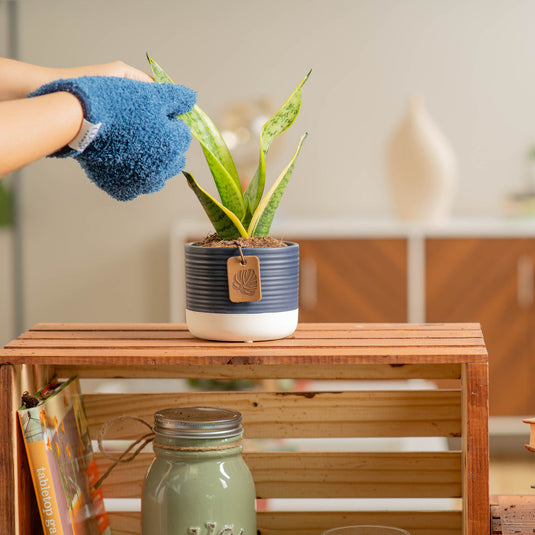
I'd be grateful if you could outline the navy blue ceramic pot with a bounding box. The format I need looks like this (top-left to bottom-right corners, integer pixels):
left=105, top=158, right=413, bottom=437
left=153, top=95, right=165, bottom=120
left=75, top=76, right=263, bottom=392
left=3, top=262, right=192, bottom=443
left=185, top=241, right=299, bottom=341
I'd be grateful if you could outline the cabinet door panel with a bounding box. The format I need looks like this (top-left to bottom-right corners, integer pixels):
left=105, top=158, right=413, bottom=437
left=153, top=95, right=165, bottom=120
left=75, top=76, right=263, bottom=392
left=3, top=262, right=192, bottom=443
left=294, top=239, right=407, bottom=323
left=426, top=238, right=532, bottom=415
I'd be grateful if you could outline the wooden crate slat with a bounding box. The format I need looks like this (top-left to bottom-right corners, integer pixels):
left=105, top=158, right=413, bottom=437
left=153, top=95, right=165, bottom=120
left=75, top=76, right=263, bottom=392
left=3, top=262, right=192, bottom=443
left=294, top=322, right=480, bottom=331
left=19, top=330, right=195, bottom=341
left=104, top=512, right=141, bottom=535
left=258, top=510, right=462, bottom=535
left=247, top=451, right=462, bottom=499
left=96, top=451, right=462, bottom=499
left=84, top=390, right=461, bottom=439
left=58, top=363, right=463, bottom=380
left=30, top=323, right=185, bottom=332
left=28, top=322, right=480, bottom=331
left=257, top=510, right=463, bottom=535
left=106, top=510, right=463, bottom=535
left=0, top=347, right=488, bottom=368
left=1, top=342, right=488, bottom=357
left=18, top=328, right=482, bottom=341
left=6, top=337, right=485, bottom=350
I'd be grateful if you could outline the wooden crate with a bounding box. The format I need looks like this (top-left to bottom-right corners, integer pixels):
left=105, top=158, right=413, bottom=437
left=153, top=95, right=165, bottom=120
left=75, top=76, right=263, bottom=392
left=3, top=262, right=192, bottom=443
left=0, top=323, right=489, bottom=535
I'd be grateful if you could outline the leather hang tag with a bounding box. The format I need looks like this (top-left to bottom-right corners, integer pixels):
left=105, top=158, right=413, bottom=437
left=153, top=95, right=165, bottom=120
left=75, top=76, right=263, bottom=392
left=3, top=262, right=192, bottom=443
left=227, top=255, right=262, bottom=303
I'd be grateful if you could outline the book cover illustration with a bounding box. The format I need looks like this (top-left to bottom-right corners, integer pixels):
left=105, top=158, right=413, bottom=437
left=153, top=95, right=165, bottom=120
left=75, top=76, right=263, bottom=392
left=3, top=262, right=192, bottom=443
left=18, top=376, right=111, bottom=535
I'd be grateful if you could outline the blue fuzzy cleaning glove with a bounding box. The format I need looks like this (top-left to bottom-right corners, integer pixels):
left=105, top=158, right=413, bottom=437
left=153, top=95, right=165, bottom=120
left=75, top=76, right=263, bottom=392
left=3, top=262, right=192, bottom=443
left=28, top=76, right=196, bottom=201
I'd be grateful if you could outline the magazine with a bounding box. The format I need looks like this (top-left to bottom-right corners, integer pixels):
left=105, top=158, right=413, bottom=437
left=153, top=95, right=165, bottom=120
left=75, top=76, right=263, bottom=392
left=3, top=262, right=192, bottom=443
left=18, top=376, right=110, bottom=535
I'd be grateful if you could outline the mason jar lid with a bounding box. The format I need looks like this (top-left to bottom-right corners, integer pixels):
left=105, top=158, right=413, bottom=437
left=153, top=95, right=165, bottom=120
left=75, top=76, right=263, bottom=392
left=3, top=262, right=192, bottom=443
left=153, top=406, right=243, bottom=438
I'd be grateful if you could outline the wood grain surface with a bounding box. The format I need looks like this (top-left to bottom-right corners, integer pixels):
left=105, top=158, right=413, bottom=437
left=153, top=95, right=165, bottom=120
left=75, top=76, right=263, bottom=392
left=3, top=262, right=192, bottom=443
left=0, top=323, right=489, bottom=535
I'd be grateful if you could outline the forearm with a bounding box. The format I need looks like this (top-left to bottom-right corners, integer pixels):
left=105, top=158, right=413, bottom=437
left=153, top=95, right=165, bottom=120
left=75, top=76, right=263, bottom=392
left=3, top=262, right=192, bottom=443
left=0, top=58, right=152, bottom=101
left=0, top=92, right=83, bottom=176
left=0, top=58, right=55, bottom=100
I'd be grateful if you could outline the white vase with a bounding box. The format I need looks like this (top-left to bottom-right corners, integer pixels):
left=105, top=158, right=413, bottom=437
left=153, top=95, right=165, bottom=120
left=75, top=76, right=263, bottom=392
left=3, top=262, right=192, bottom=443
left=386, top=96, right=458, bottom=223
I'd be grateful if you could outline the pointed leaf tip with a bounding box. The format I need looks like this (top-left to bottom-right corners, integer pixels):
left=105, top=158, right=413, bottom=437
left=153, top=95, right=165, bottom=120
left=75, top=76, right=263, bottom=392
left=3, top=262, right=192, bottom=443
left=248, top=132, right=308, bottom=237
left=244, top=69, right=310, bottom=215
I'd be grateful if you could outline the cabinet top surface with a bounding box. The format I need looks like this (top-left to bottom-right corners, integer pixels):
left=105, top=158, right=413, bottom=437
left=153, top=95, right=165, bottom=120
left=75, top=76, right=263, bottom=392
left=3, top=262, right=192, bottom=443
left=0, top=323, right=487, bottom=367
left=173, top=217, right=535, bottom=239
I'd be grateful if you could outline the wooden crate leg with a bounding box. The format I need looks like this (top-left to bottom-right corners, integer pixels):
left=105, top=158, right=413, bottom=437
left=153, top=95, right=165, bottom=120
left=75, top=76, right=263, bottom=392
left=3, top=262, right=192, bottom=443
left=0, top=364, right=16, bottom=534
left=462, top=362, right=489, bottom=534
left=0, top=363, right=43, bottom=535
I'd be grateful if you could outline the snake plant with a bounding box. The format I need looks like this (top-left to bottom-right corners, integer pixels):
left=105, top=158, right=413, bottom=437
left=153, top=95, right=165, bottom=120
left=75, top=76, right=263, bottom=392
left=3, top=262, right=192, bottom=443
left=147, top=55, right=309, bottom=240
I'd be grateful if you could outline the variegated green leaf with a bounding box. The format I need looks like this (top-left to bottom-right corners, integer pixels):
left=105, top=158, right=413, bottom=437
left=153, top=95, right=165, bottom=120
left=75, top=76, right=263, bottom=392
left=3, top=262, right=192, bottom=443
left=243, top=70, right=311, bottom=217
left=191, top=128, right=245, bottom=219
left=184, top=106, right=239, bottom=182
left=147, top=54, right=174, bottom=83
left=248, top=133, right=308, bottom=237
left=147, top=55, right=244, bottom=219
left=183, top=172, right=248, bottom=240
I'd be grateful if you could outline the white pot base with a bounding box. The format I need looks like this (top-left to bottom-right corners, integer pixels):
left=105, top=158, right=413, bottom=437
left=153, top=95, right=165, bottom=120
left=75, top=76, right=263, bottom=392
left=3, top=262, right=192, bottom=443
left=186, top=309, right=299, bottom=342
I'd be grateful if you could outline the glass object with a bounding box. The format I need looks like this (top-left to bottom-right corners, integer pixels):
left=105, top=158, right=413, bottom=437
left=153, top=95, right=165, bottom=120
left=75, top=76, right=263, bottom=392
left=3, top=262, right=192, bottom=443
left=323, top=527, right=410, bottom=535
left=142, top=406, right=256, bottom=535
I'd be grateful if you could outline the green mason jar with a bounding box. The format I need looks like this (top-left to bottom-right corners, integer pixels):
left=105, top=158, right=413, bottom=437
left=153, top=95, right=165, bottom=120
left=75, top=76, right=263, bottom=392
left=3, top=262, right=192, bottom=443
left=142, top=406, right=256, bottom=535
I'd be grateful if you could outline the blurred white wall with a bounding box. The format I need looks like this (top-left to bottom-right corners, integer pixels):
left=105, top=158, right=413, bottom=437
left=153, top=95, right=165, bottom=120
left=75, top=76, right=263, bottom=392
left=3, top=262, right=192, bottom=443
left=2, top=0, right=535, bottom=342
left=0, top=0, right=14, bottom=345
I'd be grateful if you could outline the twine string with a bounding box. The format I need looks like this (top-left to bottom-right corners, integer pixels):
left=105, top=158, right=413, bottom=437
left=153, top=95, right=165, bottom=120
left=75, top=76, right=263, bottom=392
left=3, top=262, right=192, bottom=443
left=94, top=416, right=155, bottom=489
left=94, top=415, right=243, bottom=489
left=234, top=241, right=246, bottom=265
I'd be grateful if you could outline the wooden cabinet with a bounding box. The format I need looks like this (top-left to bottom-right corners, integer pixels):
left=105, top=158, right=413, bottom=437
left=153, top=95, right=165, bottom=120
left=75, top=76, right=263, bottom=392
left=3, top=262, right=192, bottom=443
left=293, top=236, right=535, bottom=415
left=294, top=238, right=407, bottom=323
left=426, top=238, right=535, bottom=415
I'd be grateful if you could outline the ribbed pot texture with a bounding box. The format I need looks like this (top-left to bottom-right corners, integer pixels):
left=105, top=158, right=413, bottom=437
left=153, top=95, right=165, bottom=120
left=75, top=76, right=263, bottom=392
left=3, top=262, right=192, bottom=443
left=185, top=241, right=299, bottom=314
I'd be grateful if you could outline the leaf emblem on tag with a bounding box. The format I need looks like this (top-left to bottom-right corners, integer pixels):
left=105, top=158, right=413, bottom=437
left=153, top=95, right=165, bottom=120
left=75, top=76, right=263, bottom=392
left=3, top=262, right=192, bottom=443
left=227, top=256, right=262, bottom=303
left=232, top=269, right=258, bottom=296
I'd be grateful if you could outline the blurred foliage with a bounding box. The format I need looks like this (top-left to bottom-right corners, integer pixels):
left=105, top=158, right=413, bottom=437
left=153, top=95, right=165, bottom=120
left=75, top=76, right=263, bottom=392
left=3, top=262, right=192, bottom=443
left=0, top=180, right=13, bottom=227
left=187, top=378, right=255, bottom=391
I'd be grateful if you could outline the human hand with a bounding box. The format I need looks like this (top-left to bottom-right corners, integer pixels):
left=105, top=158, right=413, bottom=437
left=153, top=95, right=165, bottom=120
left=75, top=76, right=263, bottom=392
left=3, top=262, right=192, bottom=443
left=28, top=76, right=196, bottom=201
left=52, top=61, right=153, bottom=83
